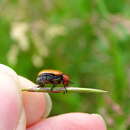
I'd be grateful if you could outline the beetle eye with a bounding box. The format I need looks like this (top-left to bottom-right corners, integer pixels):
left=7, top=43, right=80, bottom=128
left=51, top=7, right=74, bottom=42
left=36, top=76, right=44, bottom=84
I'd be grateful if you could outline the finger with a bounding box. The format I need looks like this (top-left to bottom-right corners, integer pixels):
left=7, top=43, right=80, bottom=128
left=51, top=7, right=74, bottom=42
left=19, top=76, right=52, bottom=127
left=0, top=65, right=25, bottom=130
left=27, top=113, right=107, bottom=130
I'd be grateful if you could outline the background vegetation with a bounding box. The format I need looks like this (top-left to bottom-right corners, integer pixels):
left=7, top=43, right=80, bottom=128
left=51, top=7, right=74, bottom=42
left=0, top=0, right=130, bottom=129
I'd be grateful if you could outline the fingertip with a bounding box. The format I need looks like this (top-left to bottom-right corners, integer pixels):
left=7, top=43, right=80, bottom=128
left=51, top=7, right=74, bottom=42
left=18, top=76, right=36, bottom=89
left=28, top=113, right=107, bottom=130
left=19, top=76, right=52, bottom=127
left=88, top=114, right=107, bottom=130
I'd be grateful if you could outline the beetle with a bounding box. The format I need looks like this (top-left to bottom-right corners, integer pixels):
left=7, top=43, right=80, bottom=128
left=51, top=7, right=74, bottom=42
left=36, top=69, right=70, bottom=93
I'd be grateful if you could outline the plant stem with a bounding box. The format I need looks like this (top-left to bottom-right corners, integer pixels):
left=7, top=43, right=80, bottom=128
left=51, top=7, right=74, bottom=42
left=22, top=87, right=108, bottom=94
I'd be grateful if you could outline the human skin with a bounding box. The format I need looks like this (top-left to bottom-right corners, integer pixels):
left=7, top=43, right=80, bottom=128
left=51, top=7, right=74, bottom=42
left=0, top=64, right=107, bottom=130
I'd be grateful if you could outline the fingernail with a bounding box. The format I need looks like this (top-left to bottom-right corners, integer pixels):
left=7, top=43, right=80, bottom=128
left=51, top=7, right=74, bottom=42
left=42, top=93, right=52, bottom=118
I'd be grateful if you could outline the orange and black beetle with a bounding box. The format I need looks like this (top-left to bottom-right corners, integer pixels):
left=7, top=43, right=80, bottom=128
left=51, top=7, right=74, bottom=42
left=36, top=69, right=70, bottom=93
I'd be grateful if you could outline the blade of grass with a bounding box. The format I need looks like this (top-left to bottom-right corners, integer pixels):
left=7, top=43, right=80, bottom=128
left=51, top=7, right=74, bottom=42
left=22, top=87, right=108, bottom=94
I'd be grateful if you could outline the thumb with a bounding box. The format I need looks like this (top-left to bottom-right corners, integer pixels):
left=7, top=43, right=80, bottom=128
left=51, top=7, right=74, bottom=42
left=0, top=64, right=26, bottom=130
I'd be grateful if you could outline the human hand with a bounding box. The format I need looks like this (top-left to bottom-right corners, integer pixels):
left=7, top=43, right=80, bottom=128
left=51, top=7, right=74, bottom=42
left=0, top=64, right=107, bottom=130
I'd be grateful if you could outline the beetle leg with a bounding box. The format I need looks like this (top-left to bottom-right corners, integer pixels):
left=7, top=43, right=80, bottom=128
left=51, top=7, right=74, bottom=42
left=37, top=84, right=45, bottom=88
left=63, top=85, right=67, bottom=94
left=37, top=85, right=41, bottom=88
left=51, top=84, right=56, bottom=91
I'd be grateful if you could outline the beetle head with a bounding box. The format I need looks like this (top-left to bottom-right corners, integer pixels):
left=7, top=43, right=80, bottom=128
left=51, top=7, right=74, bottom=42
left=63, top=74, right=70, bottom=86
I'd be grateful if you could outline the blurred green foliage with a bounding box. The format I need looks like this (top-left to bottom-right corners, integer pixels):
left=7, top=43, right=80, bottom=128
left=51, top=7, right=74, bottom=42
left=1, top=0, right=130, bottom=129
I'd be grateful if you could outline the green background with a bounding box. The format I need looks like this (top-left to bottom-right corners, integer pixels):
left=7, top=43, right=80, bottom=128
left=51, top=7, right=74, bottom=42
left=0, top=0, right=130, bottom=129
